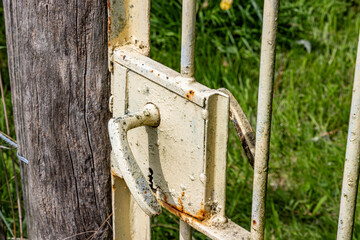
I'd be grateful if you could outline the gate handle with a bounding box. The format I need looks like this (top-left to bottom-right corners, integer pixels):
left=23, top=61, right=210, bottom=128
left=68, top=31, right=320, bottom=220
left=218, top=88, right=256, bottom=168
left=108, top=103, right=162, bottom=217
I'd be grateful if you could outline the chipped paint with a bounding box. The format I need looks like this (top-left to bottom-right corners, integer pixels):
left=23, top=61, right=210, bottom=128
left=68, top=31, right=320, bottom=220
left=186, top=90, right=195, bottom=100
left=107, top=0, right=150, bottom=55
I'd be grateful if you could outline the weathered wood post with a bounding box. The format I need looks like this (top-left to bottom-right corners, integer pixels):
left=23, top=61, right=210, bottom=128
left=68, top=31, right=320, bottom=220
left=3, top=1, right=112, bottom=239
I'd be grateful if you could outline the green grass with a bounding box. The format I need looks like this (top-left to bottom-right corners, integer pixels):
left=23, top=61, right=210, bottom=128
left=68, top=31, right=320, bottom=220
left=1, top=0, right=360, bottom=239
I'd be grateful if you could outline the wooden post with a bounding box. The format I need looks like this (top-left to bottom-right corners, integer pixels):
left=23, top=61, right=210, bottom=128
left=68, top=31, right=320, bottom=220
left=3, top=1, right=112, bottom=239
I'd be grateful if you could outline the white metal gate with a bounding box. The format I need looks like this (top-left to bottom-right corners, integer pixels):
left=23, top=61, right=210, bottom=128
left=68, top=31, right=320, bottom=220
left=107, top=0, right=278, bottom=239
left=107, top=0, right=360, bottom=239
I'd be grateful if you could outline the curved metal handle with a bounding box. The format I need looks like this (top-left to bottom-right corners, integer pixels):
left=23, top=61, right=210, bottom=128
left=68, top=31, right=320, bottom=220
left=218, top=88, right=255, bottom=168
left=108, top=103, right=162, bottom=217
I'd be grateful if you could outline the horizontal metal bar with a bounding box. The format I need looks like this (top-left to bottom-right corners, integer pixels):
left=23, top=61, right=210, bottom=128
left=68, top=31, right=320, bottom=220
left=160, top=201, right=250, bottom=240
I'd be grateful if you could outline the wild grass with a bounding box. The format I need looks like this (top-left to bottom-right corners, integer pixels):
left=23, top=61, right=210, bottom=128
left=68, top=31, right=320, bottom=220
left=1, top=0, right=360, bottom=239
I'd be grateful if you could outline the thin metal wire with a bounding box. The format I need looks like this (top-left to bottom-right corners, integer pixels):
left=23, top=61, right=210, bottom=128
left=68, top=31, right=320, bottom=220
left=0, top=131, right=28, bottom=164
left=16, top=152, right=29, bottom=165
left=0, top=131, right=17, bottom=148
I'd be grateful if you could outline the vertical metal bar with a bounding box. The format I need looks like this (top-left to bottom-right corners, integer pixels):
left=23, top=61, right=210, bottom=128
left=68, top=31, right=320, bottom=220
left=180, top=0, right=196, bottom=238
left=179, top=220, right=192, bottom=240
left=181, top=0, right=196, bottom=77
left=251, top=0, right=279, bottom=239
left=337, top=32, right=360, bottom=240
left=109, top=0, right=151, bottom=239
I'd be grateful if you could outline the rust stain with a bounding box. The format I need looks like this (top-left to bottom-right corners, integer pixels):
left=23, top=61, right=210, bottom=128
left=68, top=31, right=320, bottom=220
left=186, top=90, right=195, bottom=100
left=161, top=193, right=206, bottom=221
left=252, top=219, right=257, bottom=225
left=196, top=201, right=205, bottom=219
left=111, top=169, right=121, bottom=179
left=178, top=198, right=184, bottom=212
left=160, top=200, right=206, bottom=223
left=197, top=208, right=206, bottom=219
left=150, top=70, right=154, bottom=73
left=163, top=192, right=168, bottom=202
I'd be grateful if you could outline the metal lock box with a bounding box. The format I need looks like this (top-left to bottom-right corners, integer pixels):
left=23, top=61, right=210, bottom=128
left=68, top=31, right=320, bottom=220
left=110, top=46, right=229, bottom=222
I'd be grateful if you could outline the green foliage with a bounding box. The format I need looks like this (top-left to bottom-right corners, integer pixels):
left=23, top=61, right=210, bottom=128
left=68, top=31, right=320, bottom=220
left=1, top=0, right=360, bottom=239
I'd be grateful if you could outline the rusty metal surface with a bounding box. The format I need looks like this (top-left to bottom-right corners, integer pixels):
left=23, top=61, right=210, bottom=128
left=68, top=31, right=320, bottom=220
left=219, top=88, right=255, bottom=167
left=337, top=32, right=360, bottom=240
left=159, top=201, right=250, bottom=240
left=251, top=0, right=280, bottom=239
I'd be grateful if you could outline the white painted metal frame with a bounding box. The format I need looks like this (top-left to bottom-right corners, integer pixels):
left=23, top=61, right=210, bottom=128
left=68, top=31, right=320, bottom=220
left=108, top=1, right=152, bottom=239
left=108, top=0, right=279, bottom=240
left=180, top=1, right=197, bottom=238
left=337, top=32, right=360, bottom=240
left=251, top=0, right=280, bottom=239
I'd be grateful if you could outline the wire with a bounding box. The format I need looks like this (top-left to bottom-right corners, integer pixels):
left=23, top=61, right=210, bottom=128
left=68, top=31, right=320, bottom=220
left=0, top=131, right=29, bottom=164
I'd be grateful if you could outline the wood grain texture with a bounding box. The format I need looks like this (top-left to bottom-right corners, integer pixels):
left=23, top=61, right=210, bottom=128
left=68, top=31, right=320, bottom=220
left=3, top=0, right=112, bottom=239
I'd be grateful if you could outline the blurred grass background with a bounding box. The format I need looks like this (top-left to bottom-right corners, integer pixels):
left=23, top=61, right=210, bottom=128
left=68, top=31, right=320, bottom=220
left=1, top=0, right=360, bottom=239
